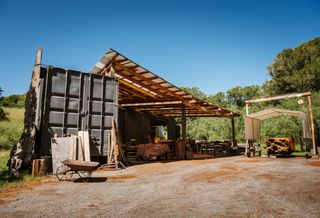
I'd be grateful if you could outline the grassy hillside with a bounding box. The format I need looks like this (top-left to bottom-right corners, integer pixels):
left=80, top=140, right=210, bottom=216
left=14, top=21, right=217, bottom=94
left=0, top=107, right=24, bottom=150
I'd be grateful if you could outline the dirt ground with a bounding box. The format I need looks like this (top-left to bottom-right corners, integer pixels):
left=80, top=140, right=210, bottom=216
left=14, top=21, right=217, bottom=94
left=1, top=156, right=320, bottom=217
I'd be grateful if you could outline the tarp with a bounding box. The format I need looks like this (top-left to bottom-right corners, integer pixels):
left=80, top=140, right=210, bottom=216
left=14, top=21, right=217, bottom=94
left=244, top=108, right=312, bottom=140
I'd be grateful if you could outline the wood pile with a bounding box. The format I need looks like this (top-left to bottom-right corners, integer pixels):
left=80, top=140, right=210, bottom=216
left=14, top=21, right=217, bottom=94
left=266, top=138, right=295, bottom=156
left=136, top=143, right=171, bottom=161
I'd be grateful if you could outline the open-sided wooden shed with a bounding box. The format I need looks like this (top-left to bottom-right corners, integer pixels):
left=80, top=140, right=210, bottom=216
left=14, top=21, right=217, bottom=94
left=91, top=49, right=239, bottom=155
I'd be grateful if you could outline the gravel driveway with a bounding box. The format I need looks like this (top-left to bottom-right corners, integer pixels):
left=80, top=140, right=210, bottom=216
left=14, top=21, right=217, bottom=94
left=1, top=156, right=320, bottom=217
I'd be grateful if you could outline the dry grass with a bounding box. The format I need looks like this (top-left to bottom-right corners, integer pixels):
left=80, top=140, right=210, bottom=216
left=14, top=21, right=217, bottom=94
left=0, top=176, right=56, bottom=204
left=0, top=150, right=9, bottom=173
left=0, top=107, right=24, bottom=150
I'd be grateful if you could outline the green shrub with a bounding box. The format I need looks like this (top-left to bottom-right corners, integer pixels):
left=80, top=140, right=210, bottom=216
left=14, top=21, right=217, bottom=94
left=0, top=107, right=24, bottom=150
left=0, top=94, right=26, bottom=108
left=0, top=107, right=7, bottom=121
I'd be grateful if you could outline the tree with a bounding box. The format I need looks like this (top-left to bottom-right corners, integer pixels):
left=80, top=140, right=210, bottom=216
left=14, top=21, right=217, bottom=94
left=267, top=37, right=320, bottom=148
left=226, top=85, right=261, bottom=108
left=181, top=87, right=207, bottom=100
left=267, top=37, right=320, bottom=94
left=0, top=87, right=7, bottom=120
left=207, top=92, right=228, bottom=107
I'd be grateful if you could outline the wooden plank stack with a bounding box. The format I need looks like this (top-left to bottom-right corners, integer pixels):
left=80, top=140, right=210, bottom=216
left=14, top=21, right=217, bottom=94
left=100, top=118, right=128, bottom=170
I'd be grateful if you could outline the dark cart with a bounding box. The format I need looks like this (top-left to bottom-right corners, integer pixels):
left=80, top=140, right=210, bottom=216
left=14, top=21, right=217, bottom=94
left=56, top=159, right=100, bottom=182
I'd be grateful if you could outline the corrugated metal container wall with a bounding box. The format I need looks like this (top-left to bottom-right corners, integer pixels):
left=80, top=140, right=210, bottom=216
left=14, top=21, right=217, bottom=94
left=38, top=66, right=118, bottom=156
left=118, top=109, right=150, bottom=145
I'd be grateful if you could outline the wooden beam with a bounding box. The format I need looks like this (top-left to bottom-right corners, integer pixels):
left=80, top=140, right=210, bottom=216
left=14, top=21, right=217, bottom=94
left=245, top=92, right=311, bottom=104
left=118, top=92, right=134, bottom=100
left=114, top=68, right=169, bottom=99
left=152, top=108, right=233, bottom=115
left=139, top=107, right=199, bottom=111
left=119, top=79, right=158, bottom=99
left=113, top=62, right=239, bottom=117
left=113, top=61, right=185, bottom=100
left=119, top=84, right=147, bottom=100
left=163, top=114, right=233, bottom=118
left=120, top=101, right=183, bottom=107
left=9, top=47, right=43, bottom=175
left=181, top=104, right=187, bottom=160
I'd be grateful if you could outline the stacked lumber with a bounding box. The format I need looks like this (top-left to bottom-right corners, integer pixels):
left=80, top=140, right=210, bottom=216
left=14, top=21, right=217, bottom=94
left=100, top=119, right=128, bottom=170
left=266, top=138, right=295, bottom=157
left=136, top=143, right=170, bottom=161
left=51, top=132, right=91, bottom=175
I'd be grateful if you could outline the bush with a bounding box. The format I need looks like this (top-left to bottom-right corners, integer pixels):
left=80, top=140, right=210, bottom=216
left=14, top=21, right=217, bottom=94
left=0, top=107, right=24, bottom=150
left=0, top=107, right=6, bottom=121
left=0, top=94, right=26, bottom=108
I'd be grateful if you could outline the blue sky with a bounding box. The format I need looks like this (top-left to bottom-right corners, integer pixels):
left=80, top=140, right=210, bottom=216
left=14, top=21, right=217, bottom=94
left=0, top=0, right=319, bottom=96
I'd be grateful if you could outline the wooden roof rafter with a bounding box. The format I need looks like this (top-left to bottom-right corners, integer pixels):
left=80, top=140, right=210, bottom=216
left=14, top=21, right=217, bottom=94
left=119, top=79, right=158, bottom=100
left=115, top=70, right=168, bottom=99
left=119, top=84, right=147, bottom=100
left=91, top=49, right=239, bottom=118
left=113, top=61, right=186, bottom=101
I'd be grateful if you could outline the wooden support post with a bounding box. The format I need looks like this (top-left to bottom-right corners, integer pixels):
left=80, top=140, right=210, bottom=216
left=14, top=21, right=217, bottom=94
left=307, top=96, right=317, bottom=155
left=167, top=118, right=176, bottom=140
left=9, top=47, right=43, bottom=176
left=231, top=117, right=236, bottom=147
left=181, top=104, right=186, bottom=159
left=245, top=104, right=249, bottom=154
left=182, top=104, right=186, bottom=141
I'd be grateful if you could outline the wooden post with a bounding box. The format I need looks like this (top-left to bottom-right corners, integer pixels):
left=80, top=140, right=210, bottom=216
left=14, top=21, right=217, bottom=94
left=245, top=103, right=249, bottom=115
left=231, top=117, right=236, bottom=147
left=167, top=118, right=176, bottom=140
left=245, top=104, right=249, bottom=154
left=181, top=104, right=186, bottom=159
left=9, top=47, right=43, bottom=176
left=307, top=96, right=317, bottom=155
